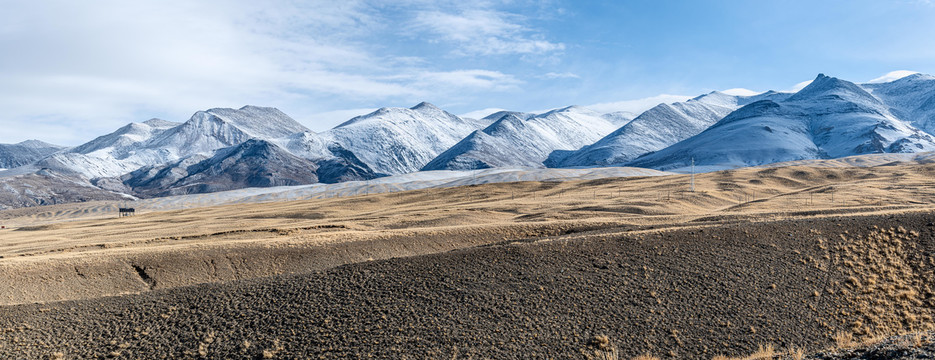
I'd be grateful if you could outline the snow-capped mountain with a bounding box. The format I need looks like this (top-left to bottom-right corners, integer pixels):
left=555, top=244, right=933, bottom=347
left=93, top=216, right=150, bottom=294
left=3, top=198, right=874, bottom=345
left=0, top=169, right=133, bottom=210
left=122, top=139, right=321, bottom=197
left=548, top=91, right=790, bottom=168
left=422, top=106, right=618, bottom=170
left=147, top=106, right=310, bottom=157
left=33, top=106, right=310, bottom=179
left=627, top=74, right=935, bottom=171
left=3, top=71, right=935, bottom=210
left=0, top=140, right=64, bottom=169
left=601, top=111, right=638, bottom=126
left=0, top=105, right=378, bottom=203
left=32, top=119, right=181, bottom=178
left=863, top=73, right=935, bottom=135
left=322, top=102, right=490, bottom=175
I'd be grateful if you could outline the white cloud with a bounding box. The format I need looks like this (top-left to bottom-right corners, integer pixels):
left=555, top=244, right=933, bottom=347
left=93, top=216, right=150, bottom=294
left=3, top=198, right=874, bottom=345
left=410, top=9, right=564, bottom=56
left=866, top=70, right=920, bottom=84
left=410, top=70, right=523, bottom=91
left=0, top=0, right=538, bottom=144
left=721, top=88, right=761, bottom=96
left=541, top=72, right=581, bottom=79
left=586, top=94, right=693, bottom=115
left=304, top=108, right=379, bottom=131
left=459, top=108, right=507, bottom=119
left=788, top=80, right=813, bottom=92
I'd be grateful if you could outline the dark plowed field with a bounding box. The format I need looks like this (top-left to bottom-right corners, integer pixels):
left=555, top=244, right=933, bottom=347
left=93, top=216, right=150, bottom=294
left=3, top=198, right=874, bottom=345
left=2, top=213, right=934, bottom=359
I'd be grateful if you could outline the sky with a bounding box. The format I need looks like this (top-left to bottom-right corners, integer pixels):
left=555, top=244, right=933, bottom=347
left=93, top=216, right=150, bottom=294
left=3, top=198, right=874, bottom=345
left=2, top=0, right=935, bottom=145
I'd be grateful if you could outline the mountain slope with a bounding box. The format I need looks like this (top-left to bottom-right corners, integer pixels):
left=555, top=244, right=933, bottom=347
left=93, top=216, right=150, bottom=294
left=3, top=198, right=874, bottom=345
left=123, top=139, right=321, bottom=197
left=863, top=73, right=935, bottom=135
left=0, top=169, right=133, bottom=210
left=549, top=91, right=794, bottom=168
left=422, top=106, right=618, bottom=170
left=0, top=140, right=64, bottom=169
left=147, top=106, right=309, bottom=158
left=32, top=106, right=309, bottom=179
left=628, top=74, right=935, bottom=170
left=323, top=102, right=489, bottom=175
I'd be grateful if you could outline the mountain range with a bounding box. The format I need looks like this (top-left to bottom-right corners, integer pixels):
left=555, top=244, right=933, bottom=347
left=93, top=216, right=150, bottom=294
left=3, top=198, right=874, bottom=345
left=2, top=72, right=934, bottom=209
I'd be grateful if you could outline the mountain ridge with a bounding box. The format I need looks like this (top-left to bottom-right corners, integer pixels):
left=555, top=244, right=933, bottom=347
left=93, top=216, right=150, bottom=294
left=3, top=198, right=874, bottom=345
left=2, top=72, right=935, bottom=209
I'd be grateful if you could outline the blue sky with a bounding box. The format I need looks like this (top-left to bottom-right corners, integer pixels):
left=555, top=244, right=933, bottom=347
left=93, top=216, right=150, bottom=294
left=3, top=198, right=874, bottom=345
left=2, top=0, right=935, bottom=145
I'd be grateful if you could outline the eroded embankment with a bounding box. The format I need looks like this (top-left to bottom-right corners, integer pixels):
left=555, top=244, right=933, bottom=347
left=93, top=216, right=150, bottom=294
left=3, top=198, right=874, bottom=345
left=0, top=221, right=620, bottom=305
left=1, top=212, right=934, bottom=359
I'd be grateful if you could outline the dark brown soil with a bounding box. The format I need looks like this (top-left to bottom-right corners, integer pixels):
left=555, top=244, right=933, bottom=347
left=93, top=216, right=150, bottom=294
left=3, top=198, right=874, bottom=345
left=809, top=331, right=935, bottom=359
left=2, top=213, right=935, bottom=359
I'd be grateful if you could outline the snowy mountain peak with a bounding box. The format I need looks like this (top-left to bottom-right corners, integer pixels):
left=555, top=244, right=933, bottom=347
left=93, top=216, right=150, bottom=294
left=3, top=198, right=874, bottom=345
left=534, top=105, right=603, bottom=121
left=424, top=103, right=618, bottom=171
left=15, top=140, right=63, bottom=149
left=627, top=73, right=935, bottom=171
left=491, top=112, right=527, bottom=124
left=481, top=110, right=534, bottom=122
left=788, top=73, right=877, bottom=103
left=690, top=91, right=744, bottom=108
left=715, top=100, right=783, bottom=125
left=550, top=92, right=745, bottom=168
left=867, top=70, right=924, bottom=84
left=142, top=118, right=180, bottom=128
left=880, top=72, right=935, bottom=85
left=71, top=120, right=171, bottom=155
left=337, top=104, right=444, bottom=128
left=0, top=140, right=64, bottom=169
left=202, top=106, right=310, bottom=139
left=324, top=102, right=486, bottom=175
left=411, top=101, right=441, bottom=111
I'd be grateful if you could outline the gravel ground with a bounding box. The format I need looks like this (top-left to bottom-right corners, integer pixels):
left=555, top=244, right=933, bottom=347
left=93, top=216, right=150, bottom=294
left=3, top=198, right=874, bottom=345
left=1, top=213, right=934, bottom=359
left=809, top=331, right=935, bottom=359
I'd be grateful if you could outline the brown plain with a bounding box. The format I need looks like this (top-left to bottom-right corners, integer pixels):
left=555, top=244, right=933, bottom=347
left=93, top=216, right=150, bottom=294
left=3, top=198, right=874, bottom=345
left=2, top=163, right=935, bottom=305
left=2, top=161, right=935, bottom=358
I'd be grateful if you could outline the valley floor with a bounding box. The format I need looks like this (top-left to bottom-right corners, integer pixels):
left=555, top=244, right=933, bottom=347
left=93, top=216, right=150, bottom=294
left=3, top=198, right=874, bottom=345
left=2, top=162, right=935, bottom=358
left=1, top=212, right=934, bottom=358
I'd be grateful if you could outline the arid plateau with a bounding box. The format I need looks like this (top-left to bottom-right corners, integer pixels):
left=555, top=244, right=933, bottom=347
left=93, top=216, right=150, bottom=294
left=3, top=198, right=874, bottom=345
left=2, top=159, right=935, bottom=359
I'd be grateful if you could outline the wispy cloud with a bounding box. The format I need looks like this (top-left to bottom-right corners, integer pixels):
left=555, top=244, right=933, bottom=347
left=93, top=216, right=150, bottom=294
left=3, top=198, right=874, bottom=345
left=0, top=0, right=549, bottom=144
left=866, top=70, right=920, bottom=84
left=409, top=8, right=564, bottom=56
left=307, top=108, right=379, bottom=131
left=586, top=94, right=693, bottom=115
left=788, top=80, right=813, bottom=92
left=459, top=108, right=507, bottom=119
left=720, top=88, right=761, bottom=96
left=541, top=72, right=580, bottom=79
left=409, top=70, right=523, bottom=91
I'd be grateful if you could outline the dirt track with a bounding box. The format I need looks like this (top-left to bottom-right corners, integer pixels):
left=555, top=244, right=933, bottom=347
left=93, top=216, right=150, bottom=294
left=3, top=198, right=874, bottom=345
left=2, top=212, right=934, bottom=359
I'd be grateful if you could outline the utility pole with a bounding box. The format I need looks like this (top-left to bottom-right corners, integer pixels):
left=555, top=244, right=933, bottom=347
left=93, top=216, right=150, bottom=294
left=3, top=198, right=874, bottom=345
left=690, top=157, right=695, bottom=192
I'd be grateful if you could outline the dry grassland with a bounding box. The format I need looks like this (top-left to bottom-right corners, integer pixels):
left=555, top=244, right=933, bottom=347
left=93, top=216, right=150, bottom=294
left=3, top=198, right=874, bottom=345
left=3, top=163, right=935, bottom=305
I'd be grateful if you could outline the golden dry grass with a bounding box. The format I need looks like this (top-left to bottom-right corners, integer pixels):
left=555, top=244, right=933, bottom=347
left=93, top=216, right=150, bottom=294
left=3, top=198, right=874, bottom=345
left=3, top=161, right=935, bottom=304
left=6, top=163, right=935, bottom=259
left=630, top=355, right=660, bottom=360
left=711, top=343, right=775, bottom=360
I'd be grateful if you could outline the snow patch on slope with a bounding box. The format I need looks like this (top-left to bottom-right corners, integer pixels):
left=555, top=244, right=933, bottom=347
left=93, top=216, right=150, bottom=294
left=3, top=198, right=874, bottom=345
left=628, top=74, right=935, bottom=171
left=422, top=106, right=618, bottom=170
left=323, top=102, right=488, bottom=175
